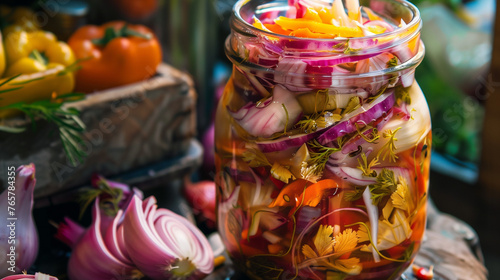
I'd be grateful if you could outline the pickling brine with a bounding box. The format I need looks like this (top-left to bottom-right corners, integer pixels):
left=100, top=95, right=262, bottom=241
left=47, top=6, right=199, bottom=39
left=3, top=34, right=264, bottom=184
left=215, top=0, right=431, bottom=279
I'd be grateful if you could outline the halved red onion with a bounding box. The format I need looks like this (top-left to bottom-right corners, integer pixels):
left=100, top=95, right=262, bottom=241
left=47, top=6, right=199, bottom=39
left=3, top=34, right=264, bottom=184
left=68, top=199, right=137, bottom=280
left=123, top=196, right=214, bottom=280
left=317, top=90, right=395, bottom=145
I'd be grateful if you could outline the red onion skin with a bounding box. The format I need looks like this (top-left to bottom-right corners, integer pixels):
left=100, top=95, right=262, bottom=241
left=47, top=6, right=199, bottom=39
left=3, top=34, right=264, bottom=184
left=0, top=165, right=39, bottom=278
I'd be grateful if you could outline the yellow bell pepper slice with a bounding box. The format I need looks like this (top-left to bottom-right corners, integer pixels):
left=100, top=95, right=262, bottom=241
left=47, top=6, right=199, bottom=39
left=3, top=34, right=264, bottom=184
left=290, top=28, right=337, bottom=39
left=363, top=7, right=383, bottom=21
left=274, top=16, right=364, bottom=37
left=302, top=8, right=323, bottom=23
left=315, top=7, right=335, bottom=24
left=0, top=65, right=75, bottom=118
left=367, top=25, right=387, bottom=34
left=252, top=17, right=272, bottom=32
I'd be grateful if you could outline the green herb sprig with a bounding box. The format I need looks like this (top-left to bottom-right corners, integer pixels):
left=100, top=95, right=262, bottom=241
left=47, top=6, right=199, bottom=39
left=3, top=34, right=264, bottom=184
left=0, top=93, right=87, bottom=165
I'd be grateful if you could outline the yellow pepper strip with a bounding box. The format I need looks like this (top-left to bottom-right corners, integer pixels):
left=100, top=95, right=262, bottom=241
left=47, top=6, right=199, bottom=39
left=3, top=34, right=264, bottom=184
left=302, top=8, right=323, bottom=23
left=0, top=65, right=75, bottom=118
left=290, top=28, right=337, bottom=39
left=315, top=7, right=335, bottom=24
left=264, top=23, right=290, bottom=36
left=363, top=7, right=383, bottom=21
left=346, top=0, right=360, bottom=20
left=367, top=25, right=387, bottom=34
left=4, top=30, right=75, bottom=77
left=252, top=17, right=272, bottom=32
left=274, top=16, right=365, bottom=37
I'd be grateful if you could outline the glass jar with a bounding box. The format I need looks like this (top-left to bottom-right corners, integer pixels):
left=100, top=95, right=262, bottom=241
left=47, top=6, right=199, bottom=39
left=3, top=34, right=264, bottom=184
left=215, top=0, right=430, bottom=279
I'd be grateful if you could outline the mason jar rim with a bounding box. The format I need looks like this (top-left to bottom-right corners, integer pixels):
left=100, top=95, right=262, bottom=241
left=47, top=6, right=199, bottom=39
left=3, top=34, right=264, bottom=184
left=231, top=0, right=421, bottom=44
left=226, top=0, right=424, bottom=79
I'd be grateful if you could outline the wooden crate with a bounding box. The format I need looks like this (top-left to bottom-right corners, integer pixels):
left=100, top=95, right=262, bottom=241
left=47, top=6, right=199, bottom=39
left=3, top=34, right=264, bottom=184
left=0, top=63, right=196, bottom=199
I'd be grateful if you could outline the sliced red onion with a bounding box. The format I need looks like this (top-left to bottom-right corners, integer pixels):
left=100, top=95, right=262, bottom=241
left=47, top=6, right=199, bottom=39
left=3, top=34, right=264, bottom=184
left=399, top=69, right=415, bottom=88
left=262, top=231, right=282, bottom=244
left=236, top=68, right=271, bottom=98
left=303, top=53, right=378, bottom=67
left=326, top=166, right=378, bottom=186
left=257, top=130, right=322, bottom=153
left=1, top=273, right=58, bottom=280
left=0, top=165, right=38, bottom=277
left=391, top=44, right=413, bottom=64
left=123, top=196, right=214, bottom=279
left=224, top=166, right=260, bottom=183
left=317, top=90, right=395, bottom=145
left=229, top=85, right=302, bottom=137
left=377, top=83, right=431, bottom=152
left=274, top=57, right=310, bottom=91
left=258, top=57, right=280, bottom=67
left=327, top=110, right=394, bottom=167
left=103, top=210, right=134, bottom=266
left=364, top=20, right=395, bottom=32
left=245, top=43, right=280, bottom=68
left=90, top=175, right=143, bottom=235
left=248, top=210, right=287, bottom=236
left=363, top=187, right=380, bottom=262
left=262, top=41, right=284, bottom=56
left=68, top=199, right=137, bottom=280
left=217, top=185, right=245, bottom=257
left=279, top=39, right=343, bottom=53
left=295, top=206, right=322, bottom=232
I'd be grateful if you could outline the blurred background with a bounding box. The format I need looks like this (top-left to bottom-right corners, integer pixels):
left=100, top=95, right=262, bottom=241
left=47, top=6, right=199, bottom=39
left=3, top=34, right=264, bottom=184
left=0, top=0, right=498, bottom=278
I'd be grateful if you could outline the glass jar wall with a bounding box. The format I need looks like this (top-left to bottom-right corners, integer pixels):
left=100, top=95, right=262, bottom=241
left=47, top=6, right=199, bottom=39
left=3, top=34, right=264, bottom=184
left=215, top=0, right=431, bottom=279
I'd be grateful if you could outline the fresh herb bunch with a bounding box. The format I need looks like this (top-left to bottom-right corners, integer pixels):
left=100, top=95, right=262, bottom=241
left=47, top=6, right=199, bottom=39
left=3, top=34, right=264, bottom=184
left=0, top=92, right=87, bottom=165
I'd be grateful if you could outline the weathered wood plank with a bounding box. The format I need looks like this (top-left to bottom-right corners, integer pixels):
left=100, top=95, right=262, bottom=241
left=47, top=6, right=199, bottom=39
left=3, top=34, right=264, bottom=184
left=0, top=63, right=197, bottom=199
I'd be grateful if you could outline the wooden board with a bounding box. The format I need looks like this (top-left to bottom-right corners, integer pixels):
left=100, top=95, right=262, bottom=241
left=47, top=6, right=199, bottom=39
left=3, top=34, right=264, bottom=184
left=0, top=63, right=196, bottom=199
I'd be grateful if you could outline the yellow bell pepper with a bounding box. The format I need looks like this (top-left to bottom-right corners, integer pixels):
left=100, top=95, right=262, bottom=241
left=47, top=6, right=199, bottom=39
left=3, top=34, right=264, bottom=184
left=0, top=6, right=39, bottom=38
left=4, top=30, right=75, bottom=77
left=0, top=65, right=75, bottom=118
